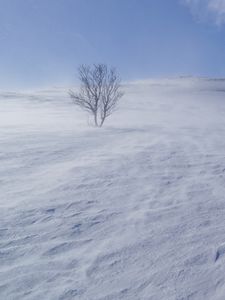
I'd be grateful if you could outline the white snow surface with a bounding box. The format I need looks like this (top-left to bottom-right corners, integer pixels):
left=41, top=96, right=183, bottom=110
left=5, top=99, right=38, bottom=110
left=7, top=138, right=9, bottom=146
left=1, top=78, right=225, bottom=299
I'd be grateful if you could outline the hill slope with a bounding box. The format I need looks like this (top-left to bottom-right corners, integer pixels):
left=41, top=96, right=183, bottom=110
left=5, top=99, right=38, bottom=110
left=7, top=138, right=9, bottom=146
left=1, top=78, right=225, bottom=299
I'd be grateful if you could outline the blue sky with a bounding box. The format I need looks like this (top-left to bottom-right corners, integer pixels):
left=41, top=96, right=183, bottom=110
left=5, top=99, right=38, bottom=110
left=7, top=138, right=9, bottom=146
left=0, top=0, right=225, bottom=89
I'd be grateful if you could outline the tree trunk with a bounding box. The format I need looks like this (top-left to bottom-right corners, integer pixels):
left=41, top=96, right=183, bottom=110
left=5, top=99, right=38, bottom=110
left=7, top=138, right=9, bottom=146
left=94, top=113, right=99, bottom=127
left=99, top=115, right=105, bottom=127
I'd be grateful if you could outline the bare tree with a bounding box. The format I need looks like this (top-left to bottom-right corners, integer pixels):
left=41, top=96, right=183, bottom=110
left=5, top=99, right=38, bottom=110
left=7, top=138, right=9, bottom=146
left=69, top=64, right=124, bottom=127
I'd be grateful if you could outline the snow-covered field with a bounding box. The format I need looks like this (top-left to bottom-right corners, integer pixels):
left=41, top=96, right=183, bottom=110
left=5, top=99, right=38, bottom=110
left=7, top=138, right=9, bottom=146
left=1, top=78, right=225, bottom=300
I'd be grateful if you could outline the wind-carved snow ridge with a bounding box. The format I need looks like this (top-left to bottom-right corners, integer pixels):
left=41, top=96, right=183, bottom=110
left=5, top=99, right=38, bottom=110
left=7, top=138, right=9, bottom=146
left=215, top=243, right=225, bottom=262
left=1, top=77, right=225, bottom=299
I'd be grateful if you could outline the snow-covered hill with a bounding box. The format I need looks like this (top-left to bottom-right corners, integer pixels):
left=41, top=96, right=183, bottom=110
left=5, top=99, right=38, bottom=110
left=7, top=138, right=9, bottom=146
left=1, top=78, right=225, bottom=299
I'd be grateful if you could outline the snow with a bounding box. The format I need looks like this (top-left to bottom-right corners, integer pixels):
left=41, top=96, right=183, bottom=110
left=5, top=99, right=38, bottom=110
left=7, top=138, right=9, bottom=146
left=1, top=78, right=225, bottom=299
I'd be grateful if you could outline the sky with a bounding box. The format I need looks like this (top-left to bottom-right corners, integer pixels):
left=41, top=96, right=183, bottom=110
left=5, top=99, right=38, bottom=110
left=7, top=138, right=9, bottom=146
left=0, top=0, right=225, bottom=89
